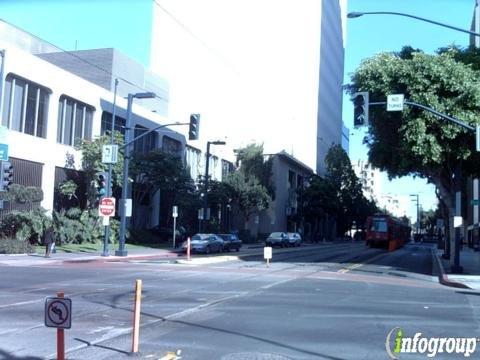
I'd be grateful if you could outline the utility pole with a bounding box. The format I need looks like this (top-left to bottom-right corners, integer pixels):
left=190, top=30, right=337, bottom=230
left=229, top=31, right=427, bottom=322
left=102, top=78, right=118, bottom=257
left=202, top=140, right=226, bottom=232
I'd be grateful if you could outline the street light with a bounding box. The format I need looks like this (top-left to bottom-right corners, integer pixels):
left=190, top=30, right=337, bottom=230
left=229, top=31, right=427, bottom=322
left=202, top=140, right=226, bottom=232
left=347, top=11, right=480, bottom=37
left=116, top=92, right=156, bottom=257
left=409, top=194, right=420, bottom=237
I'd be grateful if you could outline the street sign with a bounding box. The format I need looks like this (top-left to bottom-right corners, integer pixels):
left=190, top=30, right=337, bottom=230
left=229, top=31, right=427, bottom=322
left=121, top=198, right=132, bottom=218
left=45, top=297, right=72, bottom=329
left=264, top=246, right=272, bottom=260
left=102, top=145, right=118, bottom=164
left=387, top=94, right=404, bottom=111
left=99, top=197, right=116, bottom=217
left=0, top=143, right=9, bottom=161
left=476, top=126, right=480, bottom=152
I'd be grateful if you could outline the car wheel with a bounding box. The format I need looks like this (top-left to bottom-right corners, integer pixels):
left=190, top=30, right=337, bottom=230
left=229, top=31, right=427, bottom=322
left=205, top=246, right=211, bottom=254
left=236, top=247, right=240, bottom=252
left=219, top=246, right=224, bottom=253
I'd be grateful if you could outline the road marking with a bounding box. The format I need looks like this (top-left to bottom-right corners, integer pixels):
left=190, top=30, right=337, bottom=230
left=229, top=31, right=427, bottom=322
left=337, top=252, right=388, bottom=274
left=0, top=299, right=42, bottom=309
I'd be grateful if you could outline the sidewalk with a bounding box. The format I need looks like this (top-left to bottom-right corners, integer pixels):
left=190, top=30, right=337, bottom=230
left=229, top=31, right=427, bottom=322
left=0, top=246, right=182, bottom=267
left=434, top=246, right=480, bottom=290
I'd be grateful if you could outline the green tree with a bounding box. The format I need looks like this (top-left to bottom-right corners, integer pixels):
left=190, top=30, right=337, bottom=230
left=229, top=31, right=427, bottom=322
left=75, top=131, right=124, bottom=209
left=234, top=143, right=274, bottom=198
left=226, top=172, right=271, bottom=229
left=348, top=47, right=480, bottom=248
left=130, top=149, right=199, bottom=231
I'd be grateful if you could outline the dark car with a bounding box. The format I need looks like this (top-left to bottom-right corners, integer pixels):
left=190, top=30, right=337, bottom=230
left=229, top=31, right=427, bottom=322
left=182, top=233, right=224, bottom=254
left=265, top=232, right=289, bottom=248
left=217, top=233, right=242, bottom=252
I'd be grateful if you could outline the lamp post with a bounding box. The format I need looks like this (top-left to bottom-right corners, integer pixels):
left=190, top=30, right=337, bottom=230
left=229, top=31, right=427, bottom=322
left=116, top=92, right=156, bottom=257
left=202, top=140, right=226, bottom=232
left=348, top=11, right=480, bottom=37
left=410, top=194, right=420, bottom=237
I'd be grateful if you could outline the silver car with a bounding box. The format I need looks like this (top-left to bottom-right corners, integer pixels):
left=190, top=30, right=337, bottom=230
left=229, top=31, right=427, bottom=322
left=182, top=233, right=224, bottom=254
left=265, top=232, right=289, bottom=248
left=287, top=232, right=302, bottom=247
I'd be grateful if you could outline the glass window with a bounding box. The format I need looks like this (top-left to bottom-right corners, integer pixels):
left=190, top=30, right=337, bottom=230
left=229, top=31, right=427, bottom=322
left=24, top=85, right=37, bottom=135
left=101, top=111, right=125, bottom=137
left=134, top=125, right=157, bottom=154
left=37, top=91, right=48, bottom=138
left=2, top=74, right=50, bottom=138
left=370, top=218, right=388, bottom=232
left=162, top=136, right=181, bottom=155
left=57, top=95, right=94, bottom=146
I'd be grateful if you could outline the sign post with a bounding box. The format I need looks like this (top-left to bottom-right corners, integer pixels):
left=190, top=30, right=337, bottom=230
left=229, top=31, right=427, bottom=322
left=45, top=292, right=72, bottom=360
left=172, top=206, right=178, bottom=249
left=264, top=246, right=272, bottom=268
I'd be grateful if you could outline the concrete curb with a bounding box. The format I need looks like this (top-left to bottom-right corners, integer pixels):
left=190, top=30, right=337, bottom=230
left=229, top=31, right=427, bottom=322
left=432, top=248, right=471, bottom=289
left=62, top=252, right=181, bottom=264
left=175, top=255, right=240, bottom=265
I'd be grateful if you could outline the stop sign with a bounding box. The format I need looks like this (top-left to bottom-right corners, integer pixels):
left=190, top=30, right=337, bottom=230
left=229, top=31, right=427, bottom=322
left=99, top=197, right=116, bottom=217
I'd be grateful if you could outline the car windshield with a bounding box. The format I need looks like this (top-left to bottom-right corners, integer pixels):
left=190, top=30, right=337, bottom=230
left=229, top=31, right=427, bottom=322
left=191, top=235, right=205, bottom=240
left=270, top=232, right=283, bottom=237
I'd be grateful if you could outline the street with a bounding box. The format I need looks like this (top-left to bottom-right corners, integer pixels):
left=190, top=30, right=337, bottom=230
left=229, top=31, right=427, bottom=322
left=1, top=242, right=478, bottom=359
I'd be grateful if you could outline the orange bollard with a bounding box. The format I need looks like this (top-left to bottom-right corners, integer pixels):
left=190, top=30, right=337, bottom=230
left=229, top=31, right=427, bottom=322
left=131, top=280, right=142, bottom=353
left=57, top=291, right=65, bottom=360
left=187, top=237, right=191, bottom=261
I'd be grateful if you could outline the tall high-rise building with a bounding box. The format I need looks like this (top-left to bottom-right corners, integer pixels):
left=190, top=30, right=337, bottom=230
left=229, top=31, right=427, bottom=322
left=150, top=0, right=347, bottom=174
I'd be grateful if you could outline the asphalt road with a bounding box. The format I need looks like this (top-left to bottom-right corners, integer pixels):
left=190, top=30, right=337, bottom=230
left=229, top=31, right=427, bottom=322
left=1, top=242, right=479, bottom=360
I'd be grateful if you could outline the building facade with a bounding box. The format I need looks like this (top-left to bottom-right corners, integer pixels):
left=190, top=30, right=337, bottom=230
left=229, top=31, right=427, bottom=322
left=0, top=20, right=187, bottom=229
left=352, top=160, right=382, bottom=202
left=150, top=0, right=347, bottom=176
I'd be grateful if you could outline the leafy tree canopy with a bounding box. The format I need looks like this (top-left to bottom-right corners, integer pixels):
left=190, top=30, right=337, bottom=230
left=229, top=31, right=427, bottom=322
left=347, top=46, right=480, bottom=209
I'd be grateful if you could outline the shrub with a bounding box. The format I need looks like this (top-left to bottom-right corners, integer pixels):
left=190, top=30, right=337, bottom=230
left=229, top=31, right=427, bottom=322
left=0, top=238, right=35, bottom=254
left=52, top=207, right=121, bottom=245
left=0, top=208, right=51, bottom=244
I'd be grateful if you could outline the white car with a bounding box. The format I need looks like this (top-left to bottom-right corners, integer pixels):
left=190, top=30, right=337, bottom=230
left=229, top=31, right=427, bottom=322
left=287, top=232, right=302, bottom=247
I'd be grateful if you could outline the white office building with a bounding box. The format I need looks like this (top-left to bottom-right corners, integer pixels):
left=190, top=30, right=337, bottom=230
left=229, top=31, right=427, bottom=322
left=150, top=0, right=347, bottom=175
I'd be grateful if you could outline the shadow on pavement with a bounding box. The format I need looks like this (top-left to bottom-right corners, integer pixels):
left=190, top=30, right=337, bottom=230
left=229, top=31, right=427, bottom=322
left=233, top=241, right=434, bottom=278
left=73, top=338, right=130, bottom=356
left=0, top=348, right=43, bottom=360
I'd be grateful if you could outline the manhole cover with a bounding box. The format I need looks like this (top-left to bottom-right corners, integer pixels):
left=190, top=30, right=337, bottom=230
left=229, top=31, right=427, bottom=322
left=222, top=353, right=293, bottom=360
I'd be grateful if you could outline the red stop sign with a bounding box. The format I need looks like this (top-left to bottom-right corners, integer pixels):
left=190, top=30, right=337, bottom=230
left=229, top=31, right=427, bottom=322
left=99, top=197, right=116, bottom=217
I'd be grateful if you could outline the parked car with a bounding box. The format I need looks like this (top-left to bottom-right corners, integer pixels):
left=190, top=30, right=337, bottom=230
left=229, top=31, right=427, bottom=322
left=265, top=232, right=289, bottom=248
left=182, top=233, right=224, bottom=254
left=217, top=233, right=242, bottom=252
left=287, top=232, right=302, bottom=247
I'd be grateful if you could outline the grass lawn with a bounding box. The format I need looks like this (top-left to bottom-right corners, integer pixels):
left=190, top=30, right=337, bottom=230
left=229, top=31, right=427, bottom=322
left=34, top=240, right=175, bottom=254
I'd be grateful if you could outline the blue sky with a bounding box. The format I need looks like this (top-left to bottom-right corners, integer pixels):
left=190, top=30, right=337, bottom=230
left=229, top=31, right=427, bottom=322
left=0, top=0, right=476, bottom=220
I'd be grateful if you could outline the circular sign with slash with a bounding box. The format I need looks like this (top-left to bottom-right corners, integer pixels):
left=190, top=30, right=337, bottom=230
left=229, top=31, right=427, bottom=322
left=45, top=297, right=72, bottom=329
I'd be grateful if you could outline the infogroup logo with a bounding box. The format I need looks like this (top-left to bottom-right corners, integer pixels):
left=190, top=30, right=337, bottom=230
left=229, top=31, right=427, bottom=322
left=385, top=327, right=478, bottom=359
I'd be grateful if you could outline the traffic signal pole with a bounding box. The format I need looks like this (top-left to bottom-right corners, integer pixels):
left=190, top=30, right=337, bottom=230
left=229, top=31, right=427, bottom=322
left=102, top=79, right=118, bottom=257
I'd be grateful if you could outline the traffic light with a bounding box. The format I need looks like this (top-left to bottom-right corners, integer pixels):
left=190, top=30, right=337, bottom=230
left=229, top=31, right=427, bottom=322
left=352, top=92, right=369, bottom=127
left=96, top=171, right=109, bottom=198
left=189, top=113, right=200, bottom=140
left=0, top=161, right=13, bottom=192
